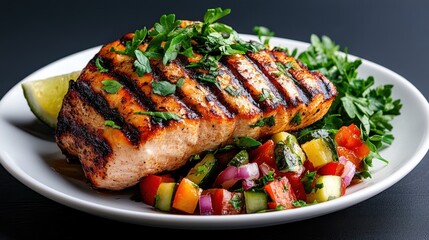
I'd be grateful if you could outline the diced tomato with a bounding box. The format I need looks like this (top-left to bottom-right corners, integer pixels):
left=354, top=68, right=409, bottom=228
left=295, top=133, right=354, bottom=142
left=263, top=176, right=296, bottom=209
left=249, top=139, right=276, bottom=169
left=303, top=158, right=317, bottom=172
left=317, top=162, right=345, bottom=176
left=139, top=174, right=175, bottom=206
left=336, top=146, right=361, bottom=171
left=335, top=124, right=362, bottom=149
left=335, top=123, right=371, bottom=171
left=354, top=143, right=371, bottom=160
left=278, top=168, right=306, bottom=201
left=208, top=188, right=243, bottom=215
left=348, top=123, right=362, bottom=137
left=341, top=180, right=347, bottom=196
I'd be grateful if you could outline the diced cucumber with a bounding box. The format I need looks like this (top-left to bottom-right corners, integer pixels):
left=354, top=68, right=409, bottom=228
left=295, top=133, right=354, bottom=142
left=274, top=142, right=302, bottom=172
left=306, top=175, right=342, bottom=203
left=272, top=131, right=306, bottom=163
left=227, top=149, right=249, bottom=167
left=244, top=191, right=268, bottom=213
left=154, top=182, right=177, bottom=212
left=185, top=153, right=218, bottom=188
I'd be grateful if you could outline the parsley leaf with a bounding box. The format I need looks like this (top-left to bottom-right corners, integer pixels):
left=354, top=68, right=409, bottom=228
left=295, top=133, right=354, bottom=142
left=203, top=7, right=231, bottom=24
left=101, top=80, right=122, bottom=94
left=95, top=58, right=108, bottom=73
left=134, top=50, right=151, bottom=76
left=249, top=116, right=275, bottom=128
left=253, top=26, right=275, bottom=45
left=152, top=81, right=176, bottom=96
left=104, top=120, right=121, bottom=129
left=134, top=111, right=181, bottom=121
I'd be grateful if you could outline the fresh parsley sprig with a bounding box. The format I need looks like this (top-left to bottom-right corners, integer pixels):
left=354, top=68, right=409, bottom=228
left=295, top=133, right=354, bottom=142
left=297, top=34, right=402, bottom=178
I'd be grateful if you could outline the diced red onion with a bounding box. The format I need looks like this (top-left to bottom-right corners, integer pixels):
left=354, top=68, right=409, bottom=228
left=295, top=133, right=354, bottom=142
left=237, top=162, right=260, bottom=181
left=339, top=156, right=356, bottom=187
left=241, top=179, right=256, bottom=191
left=214, top=165, right=238, bottom=189
left=258, top=162, right=275, bottom=176
left=199, top=195, right=213, bottom=215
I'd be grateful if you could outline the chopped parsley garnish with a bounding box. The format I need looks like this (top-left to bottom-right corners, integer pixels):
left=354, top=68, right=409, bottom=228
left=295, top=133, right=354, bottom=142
left=225, top=85, right=240, bottom=97
left=258, top=88, right=273, bottom=102
left=176, top=77, right=185, bottom=88
left=134, top=111, right=181, bottom=121
left=249, top=116, right=275, bottom=128
left=233, top=136, right=262, bottom=148
left=152, top=81, right=177, bottom=96
left=95, top=58, right=108, bottom=73
left=253, top=26, right=275, bottom=45
left=101, top=80, right=122, bottom=94
left=291, top=112, right=302, bottom=125
left=104, top=120, right=121, bottom=129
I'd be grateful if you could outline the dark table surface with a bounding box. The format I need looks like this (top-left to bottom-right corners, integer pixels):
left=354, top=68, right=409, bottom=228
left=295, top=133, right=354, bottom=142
left=1, top=0, right=429, bottom=239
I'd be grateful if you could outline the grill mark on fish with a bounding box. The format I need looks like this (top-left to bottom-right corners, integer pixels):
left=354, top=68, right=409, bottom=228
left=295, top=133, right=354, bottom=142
left=246, top=50, right=307, bottom=108
left=56, top=82, right=112, bottom=164
left=223, top=54, right=281, bottom=113
left=175, top=56, right=242, bottom=118
left=311, top=71, right=337, bottom=100
left=153, top=58, right=234, bottom=120
left=72, top=74, right=141, bottom=145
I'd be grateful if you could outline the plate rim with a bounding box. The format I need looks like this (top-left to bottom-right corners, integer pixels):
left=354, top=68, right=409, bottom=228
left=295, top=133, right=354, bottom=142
left=1, top=34, right=429, bottom=230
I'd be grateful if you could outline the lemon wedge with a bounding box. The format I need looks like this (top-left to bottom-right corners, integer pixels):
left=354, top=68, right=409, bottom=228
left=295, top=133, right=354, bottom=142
left=21, top=71, right=81, bottom=129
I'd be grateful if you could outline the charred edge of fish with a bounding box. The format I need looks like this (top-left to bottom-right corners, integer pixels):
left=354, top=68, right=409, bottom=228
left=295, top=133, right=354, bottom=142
left=56, top=83, right=112, bottom=160
left=74, top=78, right=141, bottom=145
left=311, top=71, right=338, bottom=100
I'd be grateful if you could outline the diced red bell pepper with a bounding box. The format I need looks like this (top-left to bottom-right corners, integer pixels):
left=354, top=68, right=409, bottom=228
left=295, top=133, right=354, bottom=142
left=317, top=161, right=345, bottom=176
left=249, top=139, right=276, bottom=169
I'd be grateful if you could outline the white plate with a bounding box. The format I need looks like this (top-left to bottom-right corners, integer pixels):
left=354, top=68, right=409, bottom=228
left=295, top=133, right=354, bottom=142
left=1, top=34, right=429, bottom=230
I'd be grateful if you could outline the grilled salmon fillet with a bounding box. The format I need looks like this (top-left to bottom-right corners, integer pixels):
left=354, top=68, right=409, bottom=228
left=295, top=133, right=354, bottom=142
left=55, top=24, right=337, bottom=191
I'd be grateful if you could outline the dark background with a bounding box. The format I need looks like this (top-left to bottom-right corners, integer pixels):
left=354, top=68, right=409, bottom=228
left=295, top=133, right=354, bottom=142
left=1, top=0, right=428, bottom=239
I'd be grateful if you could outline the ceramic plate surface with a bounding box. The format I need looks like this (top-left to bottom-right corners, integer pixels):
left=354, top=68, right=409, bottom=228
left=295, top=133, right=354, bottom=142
left=1, top=34, right=428, bottom=230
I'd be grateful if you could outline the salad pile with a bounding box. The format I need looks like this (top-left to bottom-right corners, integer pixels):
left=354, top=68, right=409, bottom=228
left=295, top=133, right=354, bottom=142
left=136, top=7, right=402, bottom=215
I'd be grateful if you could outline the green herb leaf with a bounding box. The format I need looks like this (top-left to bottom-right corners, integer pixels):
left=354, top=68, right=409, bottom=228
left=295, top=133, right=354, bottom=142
left=134, top=50, right=151, bottom=76
left=258, top=88, right=272, bottom=102
left=152, top=81, right=176, bottom=96
left=134, top=111, right=181, bottom=121
left=249, top=116, right=275, bottom=128
left=291, top=112, right=302, bottom=125
left=101, top=80, right=122, bottom=94
left=95, top=58, right=108, bottom=73
left=253, top=26, right=275, bottom=45
left=203, top=7, right=231, bottom=24
left=176, top=77, right=184, bottom=88
left=104, top=120, right=121, bottom=129
left=224, top=85, right=240, bottom=97
left=234, top=136, right=262, bottom=148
